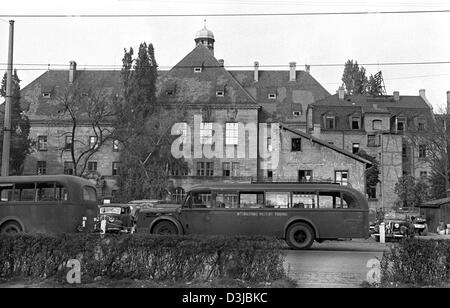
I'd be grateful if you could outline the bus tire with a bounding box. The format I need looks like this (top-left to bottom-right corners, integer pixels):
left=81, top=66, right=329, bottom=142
left=0, top=221, right=22, bottom=234
left=285, top=222, right=315, bottom=250
left=152, top=221, right=178, bottom=235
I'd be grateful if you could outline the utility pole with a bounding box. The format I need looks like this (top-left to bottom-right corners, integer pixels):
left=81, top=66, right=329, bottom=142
left=1, top=20, right=14, bottom=177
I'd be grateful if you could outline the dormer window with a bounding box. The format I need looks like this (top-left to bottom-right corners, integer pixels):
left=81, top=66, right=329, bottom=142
left=216, top=91, right=224, bottom=97
left=42, top=92, right=51, bottom=98
left=194, top=67, right=202, bottom=73
left=166, top=90, right=174, bottom=96
left=292, top=111, right=301, bottom=117
left=351, top=116, right=361, bottom=130
left=268, top=93, right=277, bottom=99
left=397, top=117, right=406, bottom=132
left=324, top=114, right=336, bottom=129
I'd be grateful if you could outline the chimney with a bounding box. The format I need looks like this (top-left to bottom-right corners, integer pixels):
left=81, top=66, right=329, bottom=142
left=305, top=64, right=310, bottom=74
left=419, top=89, right=426, bottom=99
left=393, top=91, right=400, bottom=102
left=447, top=91, right=450, bottom=115
left=289, top=62, right=296, bottom=81
left=254, top=61, right=259, bottom=82
left=338, top=87, right=345, bottom=101
left=218, top=59, right=224, bottom=67
left=69, top=61, right=77, bottom=84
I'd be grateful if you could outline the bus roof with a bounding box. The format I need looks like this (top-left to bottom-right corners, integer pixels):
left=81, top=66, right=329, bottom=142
left=0, top=175, right=95, bottom=187
left=189, top=182, right=362, bottom=194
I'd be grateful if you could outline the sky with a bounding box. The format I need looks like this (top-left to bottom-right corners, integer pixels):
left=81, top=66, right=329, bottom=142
left=1, top=0, right=450, bottom=110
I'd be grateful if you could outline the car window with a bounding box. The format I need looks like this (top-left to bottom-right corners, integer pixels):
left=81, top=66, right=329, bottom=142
left=190, top=192, right=213, bottom=208
left=14, top=182, right=36, bottom=202
left=265, top=192, right=290, bottom=208
left=83, top=186, right=97, bottom=202
left=0, top=184, right=13, bottom=202
left=239, top=192, right=264, bottom=208
left=292, top=192, right=316, bottom=208
left=216, top=193, right=238, bottom=208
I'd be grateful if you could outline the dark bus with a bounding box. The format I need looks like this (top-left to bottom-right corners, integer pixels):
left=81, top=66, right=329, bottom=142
left=0, top=175, right=98, bottom=234
left=137, top=182, right=369, bottom=249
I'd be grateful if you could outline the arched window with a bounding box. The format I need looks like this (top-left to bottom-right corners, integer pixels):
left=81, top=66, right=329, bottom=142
left=173, top=187, right=186, bottom=204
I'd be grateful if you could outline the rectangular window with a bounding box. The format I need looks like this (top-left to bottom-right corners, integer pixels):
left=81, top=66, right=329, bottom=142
left=325, top=116, right=335, bottom=129
left=37, top=161, right=46, bottom=175
left=418, top=122, right=425, bottom=131
left=216, top=193, right=238, bottom=208
left=225, top=123, right=238, bottom=145
left=298, top=170, right=313, bottom=182
left=200, top=122, right=213, bottom=145
left=88, top=161, right=97, bottom=172
left=351, top=117, right=360, bottom=130
left=14, top=182, right=36, bottom=202
left=216, top=91, right=224, bottom=97
left=268, top=93, right=277, bottom=99
left=194, top=67, right=202, bottom=73
left=420, top=171, right=428, bottom=178
left=113, top=139, right=120, bottom=151
left=222, top=162, right=231, bottom=177
left=197, top=162, right=214, bottom=176
left=36, top=182, right=58, bottom=202
left=38, top=136, right=48, bottom=151
left=367, top=134, right=379, bottom=147
left=112, top=162, right=120, bottom=176
left=291, top=138, right=302, bottom=151
left=352, top=143, right=360, bottom=154
left=267, top=170, right=273, bottom=180
left=402, top=144, right=407, bottom=157
left=318, top=191, right=347, bottom=209
left=265, top=192, right=291, bottom=208
left=232, top=162, right=240, bottom=177
left=292, top=111, right=301, bottom=117
left=419, top=145, right=427, bottom=158
left=397, top=117, right=406, bottom=132
left=292, top=192, right=317, bottom=209
left=239, top=192, right=264, bottom=208
left=267, top=137, right=272, bottom=152
left=65, top=136, right=72, bottom=150
left=42, top=92, right=51, bottom=98
left=368, top=186, right=377, bottom=199
left=89, top=136, right=98, bottom=149
left=335, top=170, right=349, bottom=186
left=64, top=161, right=74, bottom=175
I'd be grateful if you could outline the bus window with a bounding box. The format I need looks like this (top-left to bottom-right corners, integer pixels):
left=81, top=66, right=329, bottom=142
left=14, top=183, right=36, bottom=202
left=0, top=184, right=13, bottom=202
left=216, top=193, right=238, bottom=208
left=239, top=192, right=264, bottom=208
left=56, top=184, right=69, bottom=201
left=191, top=191, right=213, bottom=208
left=292, top=192, right=316, bottom=208
left=266, top=192, right=290, bottom=208
left=318, top=191, right=342, bottom=208
left=83, top=186, right=97, bottom=202
left=37, top=182, right=57, bottom=202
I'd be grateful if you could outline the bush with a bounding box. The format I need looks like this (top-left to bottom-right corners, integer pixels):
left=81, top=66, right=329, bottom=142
left=0, top=234, right=286, bottom=284
left=381, top=238, right=450, bottom=286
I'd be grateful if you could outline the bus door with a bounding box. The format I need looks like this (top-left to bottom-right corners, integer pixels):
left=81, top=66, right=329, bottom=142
left=178, top=191, right=216, bottom=234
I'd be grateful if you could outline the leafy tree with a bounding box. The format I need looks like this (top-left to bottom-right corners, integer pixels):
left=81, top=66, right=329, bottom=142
left=341, top=60, right=383, bottom=96
left=394, top=175, right=432, bottom=208
left=356, top=150, right=380, bottom=197
left=0, top=70, right=33, bottom=175
left=115, top=42, right=187, bottom=202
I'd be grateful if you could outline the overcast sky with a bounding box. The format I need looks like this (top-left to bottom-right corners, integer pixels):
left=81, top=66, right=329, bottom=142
left=1, top=0, right=449, bottom=110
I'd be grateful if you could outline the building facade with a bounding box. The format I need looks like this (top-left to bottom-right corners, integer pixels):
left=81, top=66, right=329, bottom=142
left=307, top=88, right=434, bottom=208
left=19, top=26, right=370, bottom=201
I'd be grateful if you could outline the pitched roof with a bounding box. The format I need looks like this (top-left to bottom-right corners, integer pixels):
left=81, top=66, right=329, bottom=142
left=279, top=123, right=372, bottom=165
left=419, top=197, right=450, bottom=207
left=156, top=44, right=258, bottom=107
left=312, top=93, right=431, bottom=110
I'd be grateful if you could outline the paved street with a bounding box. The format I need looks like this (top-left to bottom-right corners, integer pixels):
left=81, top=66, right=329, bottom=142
left=284, top=239, right=390, bottom=288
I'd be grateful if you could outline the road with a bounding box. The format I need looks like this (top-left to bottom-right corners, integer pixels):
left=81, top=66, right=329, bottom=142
left=284, top=239, right=391, bottom=288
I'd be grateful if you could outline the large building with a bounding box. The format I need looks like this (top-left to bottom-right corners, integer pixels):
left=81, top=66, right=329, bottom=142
left=307, top=88, right=434, bottom=208
left=18, top=26, right=372, bottom=203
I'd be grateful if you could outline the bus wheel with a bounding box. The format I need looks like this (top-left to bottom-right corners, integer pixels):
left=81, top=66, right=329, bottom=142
left=0, top=221, right=22, bottom=234
left=286, top=222, right=315, bottom=250
left=152, top=221, right=178, bottom=235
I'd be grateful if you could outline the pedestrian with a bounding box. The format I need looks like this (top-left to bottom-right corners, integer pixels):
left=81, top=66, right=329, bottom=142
left=437, top=221, right=446, bottom=235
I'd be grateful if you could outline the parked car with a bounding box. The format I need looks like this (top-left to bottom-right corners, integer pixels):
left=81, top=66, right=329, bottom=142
left=411, top=216, right=428, bottom=235
left=373, top=219, right=414, bottom=242
left=94, top=204, right=136, bottom=233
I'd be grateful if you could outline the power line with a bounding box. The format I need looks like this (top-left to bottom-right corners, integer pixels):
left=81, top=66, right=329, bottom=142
left=1, top=60, right=450, bottom=70
left=1, top=9, right=450, bottom=18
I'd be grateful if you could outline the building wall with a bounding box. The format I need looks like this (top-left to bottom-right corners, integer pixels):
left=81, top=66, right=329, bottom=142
left=23, top=122, right=120, bottom=196
left=274, top=129, right=366, bottom=196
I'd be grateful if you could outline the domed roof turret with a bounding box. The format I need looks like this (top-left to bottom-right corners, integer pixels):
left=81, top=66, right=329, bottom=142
left=194, top=22, right=215, bottom=54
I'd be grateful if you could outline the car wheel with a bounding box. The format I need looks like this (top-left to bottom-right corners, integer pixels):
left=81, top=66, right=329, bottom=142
left=152, top=221, right=178, bottom=235
left=285, top=222, right=315, bottom=250
left=0, top=221, right=22, bottom=234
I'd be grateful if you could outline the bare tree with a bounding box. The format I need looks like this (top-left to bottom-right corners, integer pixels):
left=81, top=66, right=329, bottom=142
left=52, top=79, right=119, bottom=177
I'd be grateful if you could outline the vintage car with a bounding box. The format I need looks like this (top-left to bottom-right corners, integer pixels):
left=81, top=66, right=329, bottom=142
left=373, top=219, right=415, bottom=242
left=94, top=204, right=136, bottom=233
left=411, top=216, right=428, bottom=235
